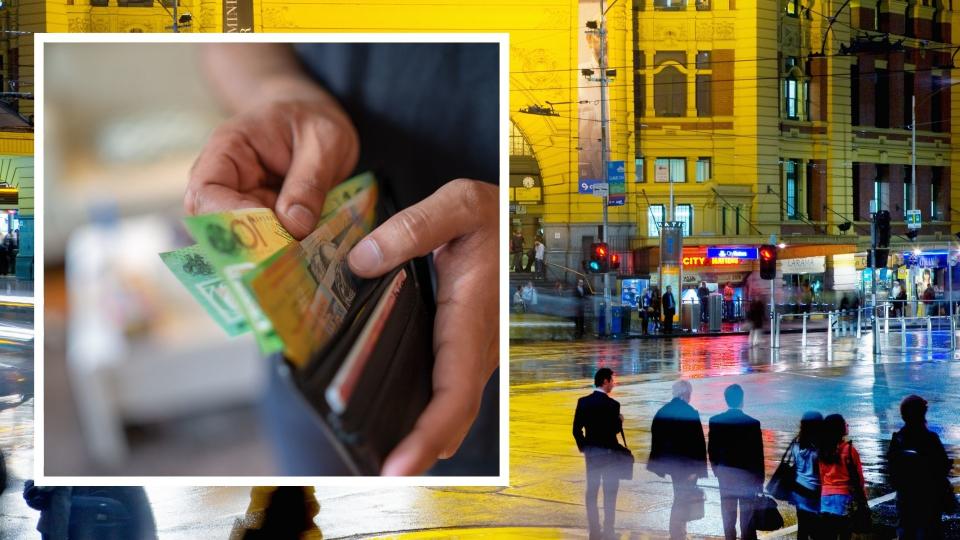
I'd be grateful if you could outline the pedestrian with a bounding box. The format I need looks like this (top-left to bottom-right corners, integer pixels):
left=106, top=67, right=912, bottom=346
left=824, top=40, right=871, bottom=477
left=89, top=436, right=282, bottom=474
left=747, top=299, right=765, bottom=347
left=890, top=279, right=907, bottom=317
left=662, top=285, right=677, bottom=335
left=23, top=484, right=158, bottom=540
left=818, top=414, right=868, bottom=540
left=708, top=384, right=765, bottom=540
left=522, top=281, right=538, bottom=312
left=648, top=380, right=708, bottom=540
left=922, top=284, right=936, bottom=317
left=723, top=282, right=735, bottom=322
left=573, top=368, right=624, bottom=540
left=513, top=285, right=525, bottom=313
left=534, top=238, right=545, bottom=276
left=511, top=230, right=524, bottom=272
left=887, top=395, right=953, bottom=539
left=697, top=281, right=710, bottom=325
left=640, top=288, right=654, bottom=336
left=574, top=278, right=589, bottom=338
left=651, top=287, right=662, bottom=334
left=789, top=411, right=824, bottom=540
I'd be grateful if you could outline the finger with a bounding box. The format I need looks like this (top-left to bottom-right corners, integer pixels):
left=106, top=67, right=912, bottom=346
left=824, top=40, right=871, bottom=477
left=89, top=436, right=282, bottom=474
left=274, top=116, right=352, bottom=240
left=348, top=179, right=495, bottom=278
left=185, top=184, right=266, bottom=216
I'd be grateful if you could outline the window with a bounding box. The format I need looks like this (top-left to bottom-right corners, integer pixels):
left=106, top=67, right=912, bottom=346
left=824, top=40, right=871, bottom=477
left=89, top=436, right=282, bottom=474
left=785, top=159, right=800, bottom=219
left=655, top=66, right=686, bottom=117
left=696, top=51, right=711, bottom=69
left=675, top=204, right=693, bottom=236
left=875, top=69, right=889, bottom=128
left=655, top=158, right=686, bottom=183
left=654, top=0, right=686, bottom=10
left=786, top=0, right=799, bottom=16
left=696, top=157, right=712, bottom=182
left=931, top=76, right=944, bottom=132
left=931, top=168, right=943, bottom=219
left=851, top=65, right=860, bottom=125
left=696, top=0, right=711, bottom=10
left=874, top=167, right=890, bottom=211
left=784, top=77, right=799, bottom=120
left=648, top=204, right=665, bottom=237
left=696, top=75, right=712, bottom=117
left=635, top=157, right=645, bottom=183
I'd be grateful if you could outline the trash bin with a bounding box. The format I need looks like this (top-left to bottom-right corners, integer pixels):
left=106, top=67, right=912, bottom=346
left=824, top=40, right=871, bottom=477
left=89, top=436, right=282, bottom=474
left=709, top=294, right=722, bottom=332
left=611, top=306, right=623, bottom=336
left=681, top=302, right=700, bottom=331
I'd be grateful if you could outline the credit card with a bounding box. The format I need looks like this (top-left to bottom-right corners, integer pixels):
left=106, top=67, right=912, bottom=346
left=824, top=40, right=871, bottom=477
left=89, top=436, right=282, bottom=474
left=325, top=269, right=408, bottom=414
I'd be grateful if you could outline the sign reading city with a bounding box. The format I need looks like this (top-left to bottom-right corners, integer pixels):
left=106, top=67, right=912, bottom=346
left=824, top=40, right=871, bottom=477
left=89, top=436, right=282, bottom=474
left=906, top=209, right=922, bottom=230
left=706, top=247, right=759, bottom=260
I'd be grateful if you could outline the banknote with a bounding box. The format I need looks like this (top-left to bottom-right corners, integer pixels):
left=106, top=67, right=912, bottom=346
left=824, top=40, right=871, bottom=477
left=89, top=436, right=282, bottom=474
left=159, top=245, right=247, bottom=336
left=183, top=208, right=295, bottom=354
left=248, top=201, right=371, bottom=367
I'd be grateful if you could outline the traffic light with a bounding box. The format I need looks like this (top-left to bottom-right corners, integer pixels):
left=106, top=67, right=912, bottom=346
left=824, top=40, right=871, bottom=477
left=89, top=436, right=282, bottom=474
left=871, top=248, right=889, bottom=268
left=759, top=244, right=777, bottom=279
left=588, top=242, right=609, bottom=273
left=875, top=210, right=891, bottom=247
left=610, top=253, right=621, bottom=270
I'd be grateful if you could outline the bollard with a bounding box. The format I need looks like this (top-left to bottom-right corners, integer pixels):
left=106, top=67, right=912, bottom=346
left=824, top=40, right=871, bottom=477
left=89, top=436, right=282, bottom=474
left=774, top=314, right=781, bottom=349
left=901, top=315, right=907, bottom=349
left=927, top=317, right=933, bottom=351
left=827, top=311, right=833, bottom=350
left=802, top=313, right=808, bottom=349
left=952, top=315, right=957, bottom=351
left=884, top=304, right=889, bottom=334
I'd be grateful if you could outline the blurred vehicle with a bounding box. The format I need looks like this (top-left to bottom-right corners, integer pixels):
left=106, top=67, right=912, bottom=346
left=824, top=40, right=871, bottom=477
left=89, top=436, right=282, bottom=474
left=0, top=360, right=32, bottom=403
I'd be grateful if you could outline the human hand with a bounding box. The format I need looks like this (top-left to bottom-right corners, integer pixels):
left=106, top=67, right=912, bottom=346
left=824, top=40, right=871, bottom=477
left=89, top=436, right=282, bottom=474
left=347, top=179, right=499, bottom=475
left=184, top=98, right=359, bottom=240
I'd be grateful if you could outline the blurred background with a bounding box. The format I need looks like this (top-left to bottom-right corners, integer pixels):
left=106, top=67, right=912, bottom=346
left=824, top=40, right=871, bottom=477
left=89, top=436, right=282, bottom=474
left=43, top=43, right=274, bottom=476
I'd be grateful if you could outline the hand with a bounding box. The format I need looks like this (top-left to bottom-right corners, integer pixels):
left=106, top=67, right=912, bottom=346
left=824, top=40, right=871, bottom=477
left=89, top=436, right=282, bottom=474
left=347, top=179, right=499, bottom=475
left=184, top=98, right=359, bottom=239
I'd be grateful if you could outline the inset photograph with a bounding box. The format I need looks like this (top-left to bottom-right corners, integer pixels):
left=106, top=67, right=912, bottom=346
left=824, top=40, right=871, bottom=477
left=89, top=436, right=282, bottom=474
left=41, top=37, right=504, bottom=479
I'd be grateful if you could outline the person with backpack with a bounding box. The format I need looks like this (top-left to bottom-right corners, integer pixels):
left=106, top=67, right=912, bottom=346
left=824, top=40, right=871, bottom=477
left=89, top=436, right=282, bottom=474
left=818, top=414, right=868, bottom=540
left=887, top=395, right=954, bottom=539
left=789, top=411, right=824, bottom=540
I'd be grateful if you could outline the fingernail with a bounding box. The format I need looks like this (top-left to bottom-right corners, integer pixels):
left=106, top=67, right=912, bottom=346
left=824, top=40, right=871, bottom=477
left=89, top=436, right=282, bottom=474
left=349, top=238, right=382, bottom=273
left=287, top=204, right=315, bottom=232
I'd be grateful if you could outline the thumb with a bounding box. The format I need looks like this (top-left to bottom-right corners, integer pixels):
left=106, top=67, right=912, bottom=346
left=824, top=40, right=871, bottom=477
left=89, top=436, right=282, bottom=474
left=347, top=179, right=493, bottom=278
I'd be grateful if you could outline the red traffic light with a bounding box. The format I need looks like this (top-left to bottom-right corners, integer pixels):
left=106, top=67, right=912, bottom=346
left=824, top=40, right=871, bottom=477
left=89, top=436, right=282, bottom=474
left=610, top=253, right=621, bottom=269
left=759, top=246, right=775, bottom=261
left=595, top=245, right=607, bottom=257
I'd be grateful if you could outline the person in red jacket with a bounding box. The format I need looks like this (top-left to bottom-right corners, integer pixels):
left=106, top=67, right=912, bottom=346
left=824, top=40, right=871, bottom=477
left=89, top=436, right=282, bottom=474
left=818, top=414, right=868, bottom=539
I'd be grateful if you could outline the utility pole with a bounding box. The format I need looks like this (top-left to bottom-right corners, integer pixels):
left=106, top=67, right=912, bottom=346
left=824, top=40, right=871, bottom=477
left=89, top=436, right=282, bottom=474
left=871, top=212, right=880, bottom=356
left=598, top=4, right=611, bottom=333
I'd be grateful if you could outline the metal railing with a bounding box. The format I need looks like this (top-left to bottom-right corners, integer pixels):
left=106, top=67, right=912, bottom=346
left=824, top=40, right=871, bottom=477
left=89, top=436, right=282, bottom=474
left=771, top=300, right=959, bottom=353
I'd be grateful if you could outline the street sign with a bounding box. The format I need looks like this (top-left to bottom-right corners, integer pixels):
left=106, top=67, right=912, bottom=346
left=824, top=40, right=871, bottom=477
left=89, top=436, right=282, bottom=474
left=655, top=164, right=670, bottom=183
left=906, top=209, right=921, bottom=230
left=706, top=247, right=759, bottom=260
left=606, top=161, right=625, bottom=183
left=592, top=183, right=609, bottom=197
left=579, top=178, right=601, bottom=194
left=608, top=195, right=625, bottom=206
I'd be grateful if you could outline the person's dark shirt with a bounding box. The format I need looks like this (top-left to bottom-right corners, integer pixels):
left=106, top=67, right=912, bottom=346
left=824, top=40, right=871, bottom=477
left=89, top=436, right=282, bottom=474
left=887, top=425, right=952, bottom=511
left=708, top=408, right=764, bottom=485
left=573, top=390, right=621, bottom=452
left=662, top=292, right=676, bottom=311
left=648, top=397, right=707, bottom=478
left=697, top=285, right=709, bottom=303
left=293, top=43, right=499, bottom=210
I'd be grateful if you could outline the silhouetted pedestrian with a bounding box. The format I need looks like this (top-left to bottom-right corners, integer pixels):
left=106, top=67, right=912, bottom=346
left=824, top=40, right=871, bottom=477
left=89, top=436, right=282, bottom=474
left=662, top=286, right=676, bottom=335
left=574, top=279, right=589, bottom=338
left=887, top=395, right=953, bottom=540
left=790, top=411, right=824, bottom=540
left=747, top=299, right=765, bottom=347
left=818, top=414, right=867, bottom=540
left=23, top=483, right=158, bottom=540
left=708, top=384, right=764, bottom=540
left=698, top=281, right=710, bottom=324
left=648, top=380, right=707, bottom=540
left=573, top=368, right=623, bottom=540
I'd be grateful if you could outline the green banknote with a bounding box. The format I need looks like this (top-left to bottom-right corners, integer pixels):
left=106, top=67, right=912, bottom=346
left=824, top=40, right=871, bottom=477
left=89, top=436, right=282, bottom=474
left=159, top=245, right=248, bottom=336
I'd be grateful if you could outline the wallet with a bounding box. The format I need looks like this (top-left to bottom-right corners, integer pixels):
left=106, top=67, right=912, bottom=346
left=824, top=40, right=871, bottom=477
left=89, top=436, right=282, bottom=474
left=265, top=179, right=436, bottom=476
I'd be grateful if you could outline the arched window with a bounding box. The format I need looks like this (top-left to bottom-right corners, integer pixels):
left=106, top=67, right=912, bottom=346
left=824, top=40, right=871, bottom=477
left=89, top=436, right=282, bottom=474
left=654, top=66, right=686, bottom=117
left=510, top=121, right=534, bottom=157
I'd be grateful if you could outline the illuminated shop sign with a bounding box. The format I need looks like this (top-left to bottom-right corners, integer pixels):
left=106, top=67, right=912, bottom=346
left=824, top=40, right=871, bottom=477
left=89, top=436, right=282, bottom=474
left=682, top=256, right=744, bottom=266
left=706, top=247, right=758, bottom=260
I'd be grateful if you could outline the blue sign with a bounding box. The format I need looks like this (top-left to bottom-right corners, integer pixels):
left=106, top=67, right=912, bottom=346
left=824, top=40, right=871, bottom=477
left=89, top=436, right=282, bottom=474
left=579, top=178, right=601, bottom=194
left=606, top=160, right=626, bottom=183
left=903, top=251, right=948, bottom=268
left=707, top=247, right=758, bottom=260
left=608, top=195, right=625, bottom=206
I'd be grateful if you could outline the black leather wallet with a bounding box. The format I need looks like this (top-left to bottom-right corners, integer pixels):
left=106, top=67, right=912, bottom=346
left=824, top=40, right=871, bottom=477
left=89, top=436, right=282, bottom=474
left=265, top=180, right=436, bottom=476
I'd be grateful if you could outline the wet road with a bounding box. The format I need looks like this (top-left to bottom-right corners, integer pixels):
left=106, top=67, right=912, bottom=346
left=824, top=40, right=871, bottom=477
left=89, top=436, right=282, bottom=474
left=0, top=349, right=36, bottom=540
left=4, top=330, right=959, bottom=538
